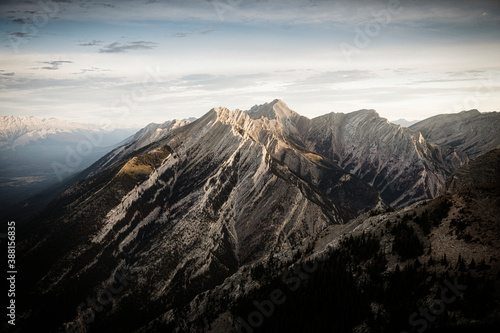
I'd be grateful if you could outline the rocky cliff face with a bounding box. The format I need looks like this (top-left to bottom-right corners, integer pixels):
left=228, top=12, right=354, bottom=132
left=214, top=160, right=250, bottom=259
left=239, top=100, right=468, bottom=208
left=144, top=137, right=500, bottom=333
left=443, top=148, right=500, bottom=194
left=304, top=109, right=468, bottom=207
left=410, top=110, right=500, bottom=160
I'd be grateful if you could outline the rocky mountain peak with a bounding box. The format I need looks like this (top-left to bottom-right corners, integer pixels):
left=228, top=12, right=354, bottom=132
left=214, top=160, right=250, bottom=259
left=350, top=108, right=379, bottom=117
left=246, top=98, right=301, bottom=120
left=458, top=109, right=481, bottom=117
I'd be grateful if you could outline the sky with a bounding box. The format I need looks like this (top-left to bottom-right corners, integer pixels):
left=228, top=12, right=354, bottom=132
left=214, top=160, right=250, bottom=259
left=0, top=0, right=499, bottom=127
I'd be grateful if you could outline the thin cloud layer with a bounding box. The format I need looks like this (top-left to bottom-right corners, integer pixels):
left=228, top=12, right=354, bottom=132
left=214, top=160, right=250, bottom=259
left=1, top=0, right=499, bottom=26
left=99, top=41, right=158, bottom=53
left=0, top=70, right=15, bottom=77
left=79, top=40, right=103, bottom=46
left=38, top=61, right=73, bottom=71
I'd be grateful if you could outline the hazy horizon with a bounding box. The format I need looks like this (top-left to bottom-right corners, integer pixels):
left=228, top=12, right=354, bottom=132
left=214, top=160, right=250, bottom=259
left=1, top=102, right=494, bottom=129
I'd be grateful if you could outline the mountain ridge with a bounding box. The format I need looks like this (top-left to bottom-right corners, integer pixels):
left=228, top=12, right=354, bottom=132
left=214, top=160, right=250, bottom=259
left=410, top=109, right=500, bottom=159
left=11, top=99, right=500, bottom=333
left=146, top=138, right=500, bottom=333
left=303, top=106, right=468, bottom=207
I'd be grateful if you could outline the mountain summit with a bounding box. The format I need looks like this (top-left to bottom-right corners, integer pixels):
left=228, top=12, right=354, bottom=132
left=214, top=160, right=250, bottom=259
left=246, top=99, right=299, bottom=120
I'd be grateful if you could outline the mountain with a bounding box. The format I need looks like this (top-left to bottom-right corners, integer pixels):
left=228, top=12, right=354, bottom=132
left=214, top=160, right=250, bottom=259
left=15, top=101, right=384, bottom=333
left=142, top=138, right=500, bottom=333
left=11, top=101, right=499, bottom=333
left=304, top=109, right=468, bottom=207
left=390, top=118, right=420, bottom=127
left=2, top=116, right=106, bottom=150
left=410, top=110, right=500, bottom=160
left=0, top=115, right=138, bottom=209
left=237, top=101, right=467, bottom=208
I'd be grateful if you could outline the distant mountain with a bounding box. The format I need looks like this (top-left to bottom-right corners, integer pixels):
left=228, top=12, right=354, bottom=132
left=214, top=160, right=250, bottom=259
left=0, top=115, right=143, bottom=154
left=390, top=118, right=420, bottom=127
left=410, top=110, right=500, bottom=159
left=2, top=116, right=106, bottom=150
left=0, top=115, right=138, bottom=209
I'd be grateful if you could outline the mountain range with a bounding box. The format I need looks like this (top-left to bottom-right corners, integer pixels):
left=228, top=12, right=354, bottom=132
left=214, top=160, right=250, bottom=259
left=389, top=118, right=420, bottom=127
left=0, top=116, right=138, bottom=215
left=7, top=100, right=500, bottom=333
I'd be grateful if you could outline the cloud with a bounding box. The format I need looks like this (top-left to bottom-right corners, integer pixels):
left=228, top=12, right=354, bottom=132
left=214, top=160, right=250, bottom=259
left=410, top=70, right=492, bottom=84
left=11, top=18, right=31, bottom=24
left=0, top=75, right=127, bottom=91
left=171, top=33, right=189, bottom=38
left=98, top=2, right=115, bottom=8
left=288, top=70, right=376, bottom=89
left=172, top=72, right=270, bottom=91
left=79, top=40, right=103, bottom=46
left=37, top=61, right=73, bottom=71
left=2, top=0, right=498, bottom=29
left=445, top=70, right=486, bottom=77
left=99, top=41, right=157, bottom=53
left=0, top=70, right=15, bottom=77
left=8, top=32, right=33, bottom=38
left=72, top=67, right=112, bottom=74
left=391, top=68, right=415, bottom=75
left=171, top=28, right=215, bottom=38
